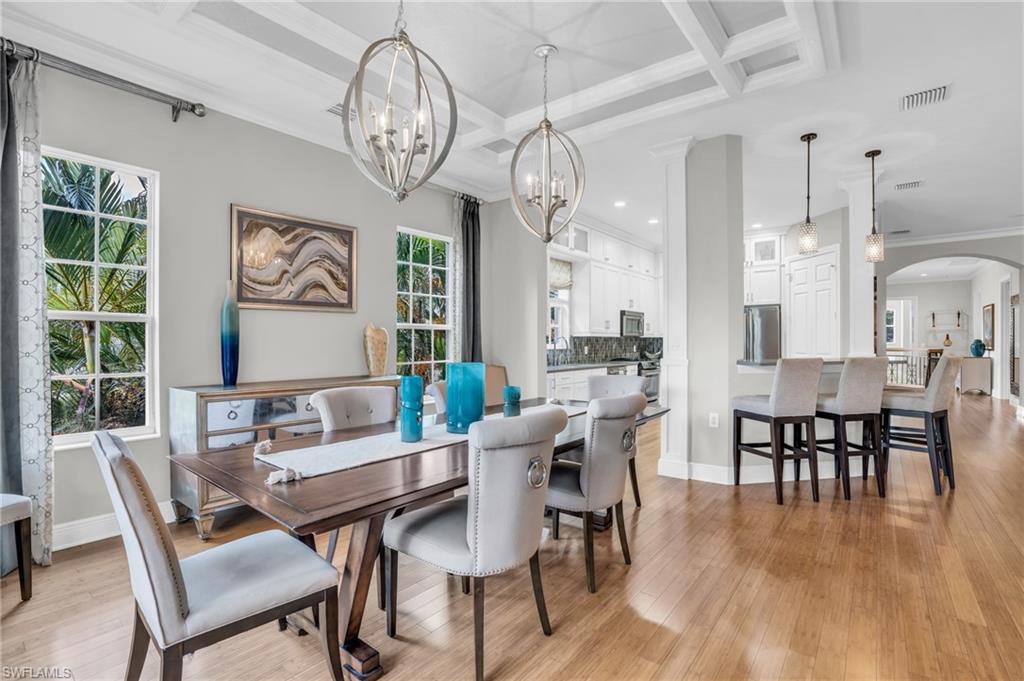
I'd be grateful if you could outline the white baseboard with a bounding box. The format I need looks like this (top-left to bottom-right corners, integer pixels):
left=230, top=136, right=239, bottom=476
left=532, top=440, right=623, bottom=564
left=657, top=455, right=689, bottom=479
left=54, top=500, right=176, bottom=552
left=683, top=458, right=870, bottom=485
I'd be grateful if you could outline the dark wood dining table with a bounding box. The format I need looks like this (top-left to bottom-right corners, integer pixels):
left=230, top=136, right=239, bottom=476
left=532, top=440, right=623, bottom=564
left=170, top=397, right=669, bottom=680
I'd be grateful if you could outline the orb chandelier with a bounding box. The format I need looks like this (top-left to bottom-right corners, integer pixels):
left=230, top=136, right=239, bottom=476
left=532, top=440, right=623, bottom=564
left=510, top=44, right=585, bottom=243
left=796, top=132, right=819, bottom=255
left=864, top=149, right=885, bottom=263
left=341, top=0, right=457, bottom=202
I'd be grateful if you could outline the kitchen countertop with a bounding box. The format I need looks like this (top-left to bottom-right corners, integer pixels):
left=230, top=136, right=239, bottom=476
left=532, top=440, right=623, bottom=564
left=736, top=357, right=851, bottom=374
left=546, top=360, right=638, bottom=373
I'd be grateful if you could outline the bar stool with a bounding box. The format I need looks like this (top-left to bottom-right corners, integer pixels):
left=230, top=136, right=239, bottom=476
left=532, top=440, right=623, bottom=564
left=881, top=354, right=962, bottom=496
left=811, top=357, right=889, bottom=500
left=732, top=358, right=824, bottom=504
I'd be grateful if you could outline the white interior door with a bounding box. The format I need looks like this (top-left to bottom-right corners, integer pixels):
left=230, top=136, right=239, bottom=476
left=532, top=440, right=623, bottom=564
left=786, top=247, right=839, bottom=358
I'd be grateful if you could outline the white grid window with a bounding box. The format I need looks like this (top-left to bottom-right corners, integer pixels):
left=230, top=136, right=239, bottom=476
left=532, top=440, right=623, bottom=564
left=395, top=228, right=451, bottom=386
left=42, top=148, right=157, bottom=445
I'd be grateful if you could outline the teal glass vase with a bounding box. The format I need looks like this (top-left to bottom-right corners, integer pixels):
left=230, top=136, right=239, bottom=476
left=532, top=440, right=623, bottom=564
left=400, top=376, right=424, bottom=443
left=503, top=384, right=521, bottom=417
left=970, top=339, right=986, bottom=357
left=447, top=362, right=485, bottom=434
left=220, top=280, right=239, bottom=387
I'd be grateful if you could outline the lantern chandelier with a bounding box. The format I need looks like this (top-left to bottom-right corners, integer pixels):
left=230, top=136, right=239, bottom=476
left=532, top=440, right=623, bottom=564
left=341, top=0, right=457, bottom=202
left=510, top=44, right=586, bottom=243
left=864, top=149, right=885, bottom=263
left=797, top=132, right=819, bottom=255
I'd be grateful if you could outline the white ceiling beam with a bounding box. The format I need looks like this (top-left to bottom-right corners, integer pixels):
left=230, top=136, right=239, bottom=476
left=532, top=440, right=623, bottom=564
left=456, top=50, right=709, bottom=151
left=720, top=16, right=802, bottom=63
left=783, top=1, right=827, bottom=77
left=661, top=1, right=743, bottom=97
left=160, top=1, right=199, bottom=24
left=241, top=0, right=507, bottom=136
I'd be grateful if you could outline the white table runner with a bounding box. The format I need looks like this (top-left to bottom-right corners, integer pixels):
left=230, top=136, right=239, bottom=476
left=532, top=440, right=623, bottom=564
left=255, top=403, right=587, bottom=479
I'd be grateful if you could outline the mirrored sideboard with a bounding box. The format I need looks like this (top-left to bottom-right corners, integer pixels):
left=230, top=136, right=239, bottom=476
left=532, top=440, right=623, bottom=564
left=169, top=374, right=400, bottom=539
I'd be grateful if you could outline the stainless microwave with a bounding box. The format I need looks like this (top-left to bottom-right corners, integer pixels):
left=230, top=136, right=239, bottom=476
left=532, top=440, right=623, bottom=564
left=620, top=310, right=644, bottom=337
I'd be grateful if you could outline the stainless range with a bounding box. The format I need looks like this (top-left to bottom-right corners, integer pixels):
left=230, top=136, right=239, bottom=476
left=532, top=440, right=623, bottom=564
left=610, top=357, right=661, bottom=402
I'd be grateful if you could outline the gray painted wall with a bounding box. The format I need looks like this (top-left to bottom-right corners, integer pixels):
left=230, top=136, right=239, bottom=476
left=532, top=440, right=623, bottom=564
left=40, top=69, right=458, bottom=524
left=886, top=280, right=972, bottom=353
left=686, top=135, right=745, bottom=465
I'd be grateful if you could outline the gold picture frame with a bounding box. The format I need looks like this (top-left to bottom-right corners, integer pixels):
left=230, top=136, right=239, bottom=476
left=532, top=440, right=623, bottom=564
left=230, top=205, right=357, bottom=312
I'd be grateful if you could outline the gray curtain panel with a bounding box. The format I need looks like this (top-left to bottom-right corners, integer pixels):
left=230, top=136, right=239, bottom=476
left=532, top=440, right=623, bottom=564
left=460, top=196, right=483, bottom=363
left=0, top=51, right=23, bottom=576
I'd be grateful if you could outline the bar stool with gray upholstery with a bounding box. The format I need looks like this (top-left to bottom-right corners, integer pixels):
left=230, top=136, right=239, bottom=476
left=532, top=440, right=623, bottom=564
left=92, top=432, right=342, bottom=681
left=811, top=357, right=889, bottom=500
left=732, top=358, right=824, bottom=504
left=310, top=385, right=398, bottom=604
left=382, top=407, right=568, bottom=681
left=881, top=354, right=962, bottom=496
left=546, top=393, right=648, bottom=593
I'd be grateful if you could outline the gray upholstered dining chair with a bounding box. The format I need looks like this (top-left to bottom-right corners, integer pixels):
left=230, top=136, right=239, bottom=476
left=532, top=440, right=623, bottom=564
left=91, top=432, right=342, bottom=681
left=882, top=354, right=962, bottom=496
left=586, top=374, right=647, bottom=507
left=1, top=493, right=33, bottom=601
left=546, top=393, right=648, bottom=593
left=812, top=357, right=889, bottom=499
left=310, top=385, right=398, bottom=600
left=732, top=358, right=824, bottom=504
left=382, top=406, right=568, bottom=681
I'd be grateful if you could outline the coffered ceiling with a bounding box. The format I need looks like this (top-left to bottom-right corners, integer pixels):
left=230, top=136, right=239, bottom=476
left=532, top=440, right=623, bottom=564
left=3, top=2, right=1020, bottom=246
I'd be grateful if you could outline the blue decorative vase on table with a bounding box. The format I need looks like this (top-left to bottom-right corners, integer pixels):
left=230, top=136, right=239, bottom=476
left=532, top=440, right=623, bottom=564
left=970, top=339, right=986, bottom=358
left=503, top=385, right=522, bottom=417
left=400, top=376, right=424, bottom=442
left=447, top=362, right=485, bottom=434
left=220, top=280, right=239, bottom=387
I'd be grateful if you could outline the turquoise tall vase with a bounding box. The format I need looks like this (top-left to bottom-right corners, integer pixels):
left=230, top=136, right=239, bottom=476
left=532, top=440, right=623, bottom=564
left=400, top=376, right=424, bottom=442
left=446, top=362, right=485, bottom=434
left=221, top=280, right=239, bottom=387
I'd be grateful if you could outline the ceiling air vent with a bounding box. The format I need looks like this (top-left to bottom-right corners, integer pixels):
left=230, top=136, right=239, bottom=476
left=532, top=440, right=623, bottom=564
left=890, top=229, right=911, bottom=236
left=326, top=103, right=349, bottom=119
left=894, top=180, right=922, bottom=191
left=900, top=84, right=949, bottom=111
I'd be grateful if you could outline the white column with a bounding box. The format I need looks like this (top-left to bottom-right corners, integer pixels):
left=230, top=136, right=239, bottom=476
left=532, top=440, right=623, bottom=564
left=840, top=168, right=884, bottom=356
left=650, top=137, right=695, bottom=479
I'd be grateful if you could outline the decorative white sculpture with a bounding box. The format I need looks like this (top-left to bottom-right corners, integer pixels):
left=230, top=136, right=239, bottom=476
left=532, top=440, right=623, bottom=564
left=364, top=322, right=389, bottom=377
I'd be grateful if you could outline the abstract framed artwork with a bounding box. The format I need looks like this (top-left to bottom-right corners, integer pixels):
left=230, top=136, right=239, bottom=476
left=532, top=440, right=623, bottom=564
left=230, top=205, right=357, bottom=312
left=982, top=303, right=995, bottom=350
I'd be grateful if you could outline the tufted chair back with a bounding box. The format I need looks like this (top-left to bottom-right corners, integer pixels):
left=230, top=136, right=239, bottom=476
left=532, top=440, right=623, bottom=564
left=832, top=357, right=889, bottom=414
left=465, top=406, right=568, bottom=575
left=92, top=432, right=189, bottom=648
left=576, top=394, right=648, bottom=512
left=768, top=358, right=824, bottom=417
left=310, top=386, right=397, bottom=431
left=587, top=374, right=647, bottom=400
left=922, top=354, right=962, bottom=412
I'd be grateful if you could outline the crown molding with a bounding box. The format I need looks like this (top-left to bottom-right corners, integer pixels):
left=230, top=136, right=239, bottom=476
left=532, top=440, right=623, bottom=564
left=887, top=226, right=1024, bottom=248
left=649, top=136, right=697, bottom=161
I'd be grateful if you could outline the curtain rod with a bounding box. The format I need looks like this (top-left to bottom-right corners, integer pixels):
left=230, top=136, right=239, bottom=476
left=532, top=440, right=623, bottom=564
left=2, top=37, right=206, bottom=122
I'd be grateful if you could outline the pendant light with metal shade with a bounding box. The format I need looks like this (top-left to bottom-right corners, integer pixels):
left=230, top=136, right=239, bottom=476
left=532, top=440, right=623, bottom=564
left=509, top=44, right=586, bottom=243
left=797, top=132, right=818, bottom=255
left=341, top=0, right=458, bottom=202
left=864, top=149, right=885, bottom=263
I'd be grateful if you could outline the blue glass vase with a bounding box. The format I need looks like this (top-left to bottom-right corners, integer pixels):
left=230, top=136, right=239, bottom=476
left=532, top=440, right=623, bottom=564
left=220, top=280, right=239, bottom=387
left=400, top=376, right=424, bottom=443
left=447, top=362, right=485, bottom=434
left=970, top=339, right=986, bottom=357
left=503, top=384, right=521, bottom=417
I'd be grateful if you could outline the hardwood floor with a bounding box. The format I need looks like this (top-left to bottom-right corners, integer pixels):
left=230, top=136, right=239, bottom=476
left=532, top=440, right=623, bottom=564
left=3, top=394, right=1022, bottom=680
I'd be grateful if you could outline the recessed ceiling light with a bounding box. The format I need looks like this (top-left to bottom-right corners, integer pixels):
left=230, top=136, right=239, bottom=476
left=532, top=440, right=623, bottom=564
left=613, top=200, right=626, bottom=208
left=920, top=273, right=929, bottom=277
left=648, top=218, right=659, bottom=225
left=751, top=223, right=763, bottom=229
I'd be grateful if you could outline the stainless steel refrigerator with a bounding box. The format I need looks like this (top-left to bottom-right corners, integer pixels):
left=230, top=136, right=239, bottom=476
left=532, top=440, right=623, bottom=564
left=744, top=304, right=782, bottom=363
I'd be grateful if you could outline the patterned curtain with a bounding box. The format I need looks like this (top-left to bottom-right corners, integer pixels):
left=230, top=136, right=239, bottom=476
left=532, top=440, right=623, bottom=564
left=449, top=194, right=464, bottom=362
left=7, top=59, right=53, bottom=565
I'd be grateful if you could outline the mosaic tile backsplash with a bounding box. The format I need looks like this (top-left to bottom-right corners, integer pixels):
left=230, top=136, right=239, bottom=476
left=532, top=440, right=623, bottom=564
left=547, top=336, right=663, bottom=366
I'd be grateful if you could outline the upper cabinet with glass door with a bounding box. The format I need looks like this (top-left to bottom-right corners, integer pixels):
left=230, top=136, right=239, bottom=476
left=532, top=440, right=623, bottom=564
left=549, top=224, right=590, bottom=256
left=746, top=235, right=780, bottom=266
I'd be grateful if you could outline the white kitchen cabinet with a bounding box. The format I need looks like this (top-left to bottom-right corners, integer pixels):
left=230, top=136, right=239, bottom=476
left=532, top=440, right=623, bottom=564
left=630, top=247, right=656, bottom=276
left=746, top=265, right=781, bottom=305
left=745, top=235, right=780, bottom=266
